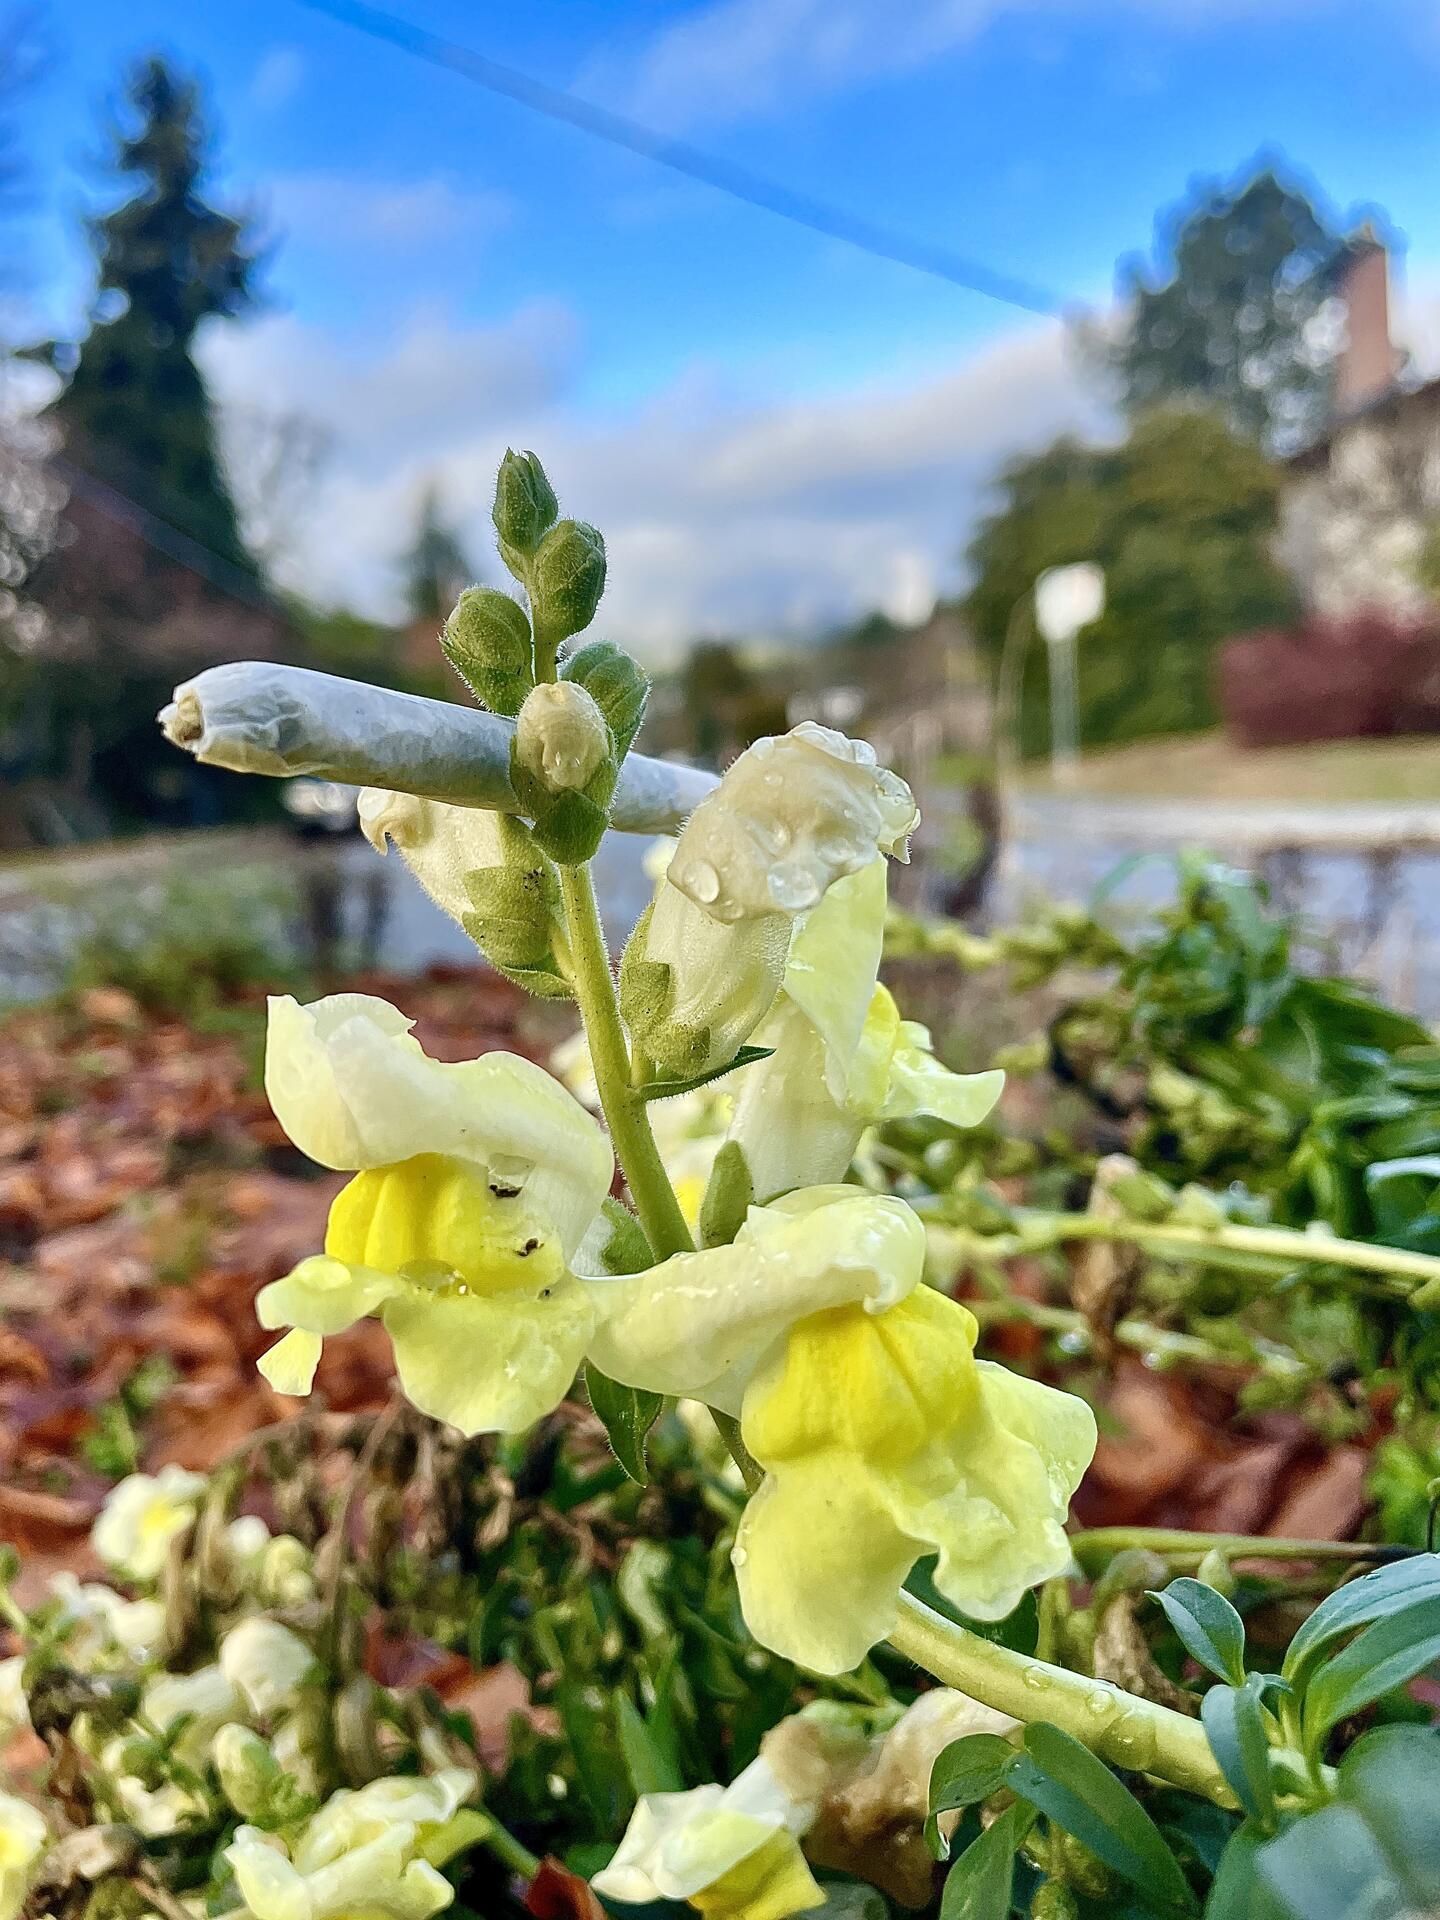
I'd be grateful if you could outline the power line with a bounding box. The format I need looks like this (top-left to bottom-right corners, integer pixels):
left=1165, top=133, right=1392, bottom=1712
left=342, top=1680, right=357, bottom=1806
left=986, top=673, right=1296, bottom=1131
left=291, top=0, right=1071, bottom=320
left=53, top=456, right=277, bottom=611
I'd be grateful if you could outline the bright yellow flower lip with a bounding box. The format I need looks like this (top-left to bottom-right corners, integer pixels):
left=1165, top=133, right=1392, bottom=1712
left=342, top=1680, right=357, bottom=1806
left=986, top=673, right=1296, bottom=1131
left=735, top=1285, right=1097, bottom=1675
left=256, top=1156, right=595, bottom=1437
left=584, top=1185, right=1096, bottom=1675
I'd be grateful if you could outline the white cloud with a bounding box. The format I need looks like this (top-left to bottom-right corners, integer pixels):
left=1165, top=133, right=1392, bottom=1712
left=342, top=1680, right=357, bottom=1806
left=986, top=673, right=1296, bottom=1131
left=596, top=0, right=1349, bottom=131
left=201, top=301, right=1104, bottom=653
left=260, top=172, right=513, bottom=253
left=249, top=46, right=306, bottom=113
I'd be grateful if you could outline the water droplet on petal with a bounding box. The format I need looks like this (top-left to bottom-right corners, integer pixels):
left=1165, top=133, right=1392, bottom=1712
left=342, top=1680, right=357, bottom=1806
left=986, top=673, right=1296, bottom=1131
left=1022, top=1665, right=1048, bottom=1691
left=730, top=1544, right=748, bottom=1567
left=1086, top=1689, right=1112, bottom=1716
left=686, top=859, right=720, bottom=904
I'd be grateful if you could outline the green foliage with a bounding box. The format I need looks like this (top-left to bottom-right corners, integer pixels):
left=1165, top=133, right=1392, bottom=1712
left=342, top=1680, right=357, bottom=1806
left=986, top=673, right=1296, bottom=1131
left=1147, top=1579, right=1247, bottom=1687
left=965, top=410, right=1298, bottom=752
left=1102, top=166, right=1342, bottom=450
left=43, top=58, right=260, bottom=571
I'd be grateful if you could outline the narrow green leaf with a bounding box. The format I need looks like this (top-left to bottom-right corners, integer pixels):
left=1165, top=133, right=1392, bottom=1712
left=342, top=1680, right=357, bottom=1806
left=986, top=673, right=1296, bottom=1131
left=615, top=1692, right=684, bottom=1797
left=699, top=1140, right=754, bottom=1250
left=1149, top=1579, right=1247, bottom=1686
left=940, top=1799, right=1034, bottom=1920
left=1010, top=1724, right=1197, bottom=1914
left=1200, top=1681, right=1276, bottom=1828
left=1301, top=1597, right=1440, bottom=1749
left=1283, top=1555, right=1440, bottom=1688
left=585, top=1366, right=662, bottom=1485
left=639, top=1046, right=775, bottom=1102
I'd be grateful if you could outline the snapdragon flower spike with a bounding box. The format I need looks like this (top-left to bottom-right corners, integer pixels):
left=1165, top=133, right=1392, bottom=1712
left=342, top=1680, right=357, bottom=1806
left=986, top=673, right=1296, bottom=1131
left=592, top=1754, right=822, bottom=1920
left=588, top=1188, right=1096, bottom=1675
left=729, top=860, right=1005, bottom=1199
left=622, top=723, right=918, bottom=1079
left=255, top=994, right=611, bottom=1434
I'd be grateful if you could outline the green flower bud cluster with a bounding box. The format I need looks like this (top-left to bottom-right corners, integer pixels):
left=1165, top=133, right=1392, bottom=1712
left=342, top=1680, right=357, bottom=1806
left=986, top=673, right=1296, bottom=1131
left=509, top=640, right=649, bottom=868
left=441, top=586, right=534, bottom=718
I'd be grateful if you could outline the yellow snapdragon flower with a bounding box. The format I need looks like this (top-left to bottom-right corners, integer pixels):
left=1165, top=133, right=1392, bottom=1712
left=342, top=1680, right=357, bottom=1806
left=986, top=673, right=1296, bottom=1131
left=588, top=1189, right=1095, bottom=1674
left=224, top=1768, right=477, bottom=1920
left=255, top=995, right=611, bottom=1435
left=592, top=1755, right=822, bottom=1920
left=730, top=860, right=1004, bottom=1200
left=92, top=1465, right=206, bottom=1584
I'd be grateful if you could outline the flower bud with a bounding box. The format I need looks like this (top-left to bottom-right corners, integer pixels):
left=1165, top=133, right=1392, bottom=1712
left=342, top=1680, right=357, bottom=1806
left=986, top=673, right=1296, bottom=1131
left=620, top=880, right=789, bottom=1079
left=214, top=1723, right=284, bottom=1821
left=529, top=518, right=606, bottom=640
left=670, top=722, right=917, bottom=923
left=515, top=682, right=611, bottom=793
left=256, top=1534, right=316, bottom=1609
left=564, top=639, right=649, bottom=759
left=492, top=448, right=558, bottom=560
left=220, top=1618, right=317, bottom=1719
left=441, top=586, right=534, bottom=717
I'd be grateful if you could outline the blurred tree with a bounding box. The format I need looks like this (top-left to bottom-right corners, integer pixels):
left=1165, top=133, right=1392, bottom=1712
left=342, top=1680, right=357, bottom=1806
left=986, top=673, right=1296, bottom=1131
left=678, top=639, right=785, bottom=764
left=15, top=56, right=283, bottom=835
left=401, top=484, right=475, bottom=622
left=966, top=408, right=1298, bottom=753
left=42, top=57, right=262, bottom=565
left=1102, top=166, right=1343, bottom=450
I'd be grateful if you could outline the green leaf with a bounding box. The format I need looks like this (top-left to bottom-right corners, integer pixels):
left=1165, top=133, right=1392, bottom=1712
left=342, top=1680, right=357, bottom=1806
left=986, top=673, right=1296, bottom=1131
left=615, top=1691, right=684, bottom=1797
left=1255, top=1805, right=1400, bottom=1920
left=590, top=1197, right=654, bottom=1277
left=930, top=1734, right=1019, bottom=1816
left=1149, top=1579, right=1247, bottom=1686
left=586, top=1366, right=662, bottom=1485
left=1282, top=1555, right=1440, bottom=1689
left=1204, top=1821, right=1291, bottom=1920
left=1200, top=1679, right=1276, bottom=1828
left=639, top=1046, right=775, bottom=1102
left=1009, top=1724, right=1197, bottom=1914
left=1301, top=1597, right=1440, bottom=1751
left=1339, top=1725, right=1440, bottom=1909
left=940, top=1799, right=1034, bottom=1920
left=699, top=1140, right=754, bottom=1250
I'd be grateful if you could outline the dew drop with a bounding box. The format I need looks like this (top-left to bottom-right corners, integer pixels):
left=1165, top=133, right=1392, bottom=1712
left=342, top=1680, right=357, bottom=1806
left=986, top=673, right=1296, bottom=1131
left=1022, top=1665, right=1048, bottom=1692
left=730, top=1544, right=748, bottom=1568
left=1086, top=1689, right=1112, bottom=1717
left=686, top=859, right=720, bottom=904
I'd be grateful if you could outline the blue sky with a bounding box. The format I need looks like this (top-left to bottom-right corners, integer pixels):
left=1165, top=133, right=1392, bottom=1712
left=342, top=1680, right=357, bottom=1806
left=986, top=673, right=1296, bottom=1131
left=15, top=0, right=1440, bottom=651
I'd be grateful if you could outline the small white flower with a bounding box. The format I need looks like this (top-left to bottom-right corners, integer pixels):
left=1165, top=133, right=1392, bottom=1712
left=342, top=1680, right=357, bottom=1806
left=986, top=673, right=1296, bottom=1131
left=220, top=1618, right=317, bottom=1718
left=0, top=1788, right=46, bottom=1920
left=142, top=1664, right=247, bottom=1767
left=92, top=1466, right=206, bottom=1583
left=46, top=1574, right=164, bottom=1666
left=593, top=1755, right=821, bottom=1919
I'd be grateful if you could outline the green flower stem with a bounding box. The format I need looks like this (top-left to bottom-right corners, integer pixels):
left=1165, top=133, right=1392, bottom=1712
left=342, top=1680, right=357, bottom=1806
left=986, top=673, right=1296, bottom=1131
left=935, top=1212, right=1440, bottom=1295
left=888, top=1592, right=1234, bottom=1804
left=557, top=860, right=694, bottom=1262
left=1070, top=1527, right=1412, bottom=1571
left=474, top=1813, right=543, bottom=1881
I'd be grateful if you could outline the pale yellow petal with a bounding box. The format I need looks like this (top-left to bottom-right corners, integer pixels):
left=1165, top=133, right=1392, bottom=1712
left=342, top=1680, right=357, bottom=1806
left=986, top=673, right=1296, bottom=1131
left=382, top=1279, right=595, bottom=1436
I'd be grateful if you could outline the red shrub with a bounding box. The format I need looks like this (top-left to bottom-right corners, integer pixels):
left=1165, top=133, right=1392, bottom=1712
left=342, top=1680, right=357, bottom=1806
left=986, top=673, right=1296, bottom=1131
left=1219, top=610, right=1440, bottom=747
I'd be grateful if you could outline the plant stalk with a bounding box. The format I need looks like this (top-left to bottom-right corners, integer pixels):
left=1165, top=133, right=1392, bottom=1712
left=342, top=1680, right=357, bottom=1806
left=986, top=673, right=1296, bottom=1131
left=888, top=1593, right=1233, bottom=1804
left=557, top=861, right=694, bottom=1262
